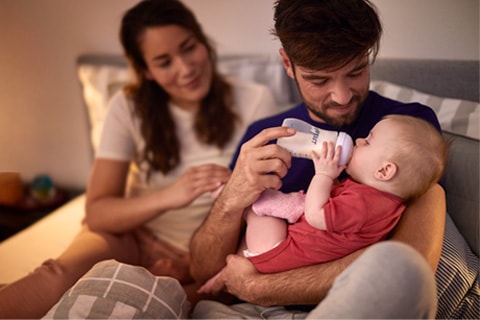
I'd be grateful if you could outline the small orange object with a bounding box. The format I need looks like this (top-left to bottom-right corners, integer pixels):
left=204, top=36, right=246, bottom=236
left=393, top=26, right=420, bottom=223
left=0, top=172, right=25, bottom=206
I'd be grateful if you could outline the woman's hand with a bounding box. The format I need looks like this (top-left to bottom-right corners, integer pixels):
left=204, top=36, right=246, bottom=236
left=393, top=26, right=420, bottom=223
left=166, top=163, right=231, bottom=209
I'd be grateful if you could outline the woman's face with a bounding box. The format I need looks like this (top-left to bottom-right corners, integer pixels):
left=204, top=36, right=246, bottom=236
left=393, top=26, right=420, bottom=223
left=141, top=25, right=212, bottom=111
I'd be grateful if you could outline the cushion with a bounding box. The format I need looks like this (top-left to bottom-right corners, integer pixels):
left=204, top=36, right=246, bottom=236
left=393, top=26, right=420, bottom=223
left=442, top=132, right=479, bottom=256
left=77, top=63, right=133, bottom=153
left=217, top=55, right=300, bottom=108
left=370, top=80, right=479, bottom=140
left=43, top=259, right=190, bottom=319
left=435, top=214, right=479, bottom=319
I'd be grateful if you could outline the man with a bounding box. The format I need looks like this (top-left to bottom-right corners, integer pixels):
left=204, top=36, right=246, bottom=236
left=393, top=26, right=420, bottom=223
left=189, top=0, right=444, bottom=318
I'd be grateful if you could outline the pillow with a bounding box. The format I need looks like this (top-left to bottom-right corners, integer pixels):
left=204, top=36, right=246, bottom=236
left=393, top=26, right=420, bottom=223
left=44, top=259, right=190, bottom=319
left=217, top=55, right=300, bottom=108
left=442, top=132, right=479, bottom=256
left=77, top=63, right=133, bottom=153
left=435, top=214, right=479, bottom=319
left=370, top=80, right=479, bottom=140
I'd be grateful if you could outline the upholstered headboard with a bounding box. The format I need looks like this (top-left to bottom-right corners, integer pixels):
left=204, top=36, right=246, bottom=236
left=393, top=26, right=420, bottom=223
left=77, top=54, right=480, bottom=101
left=371, top=58, right=479, bottom=102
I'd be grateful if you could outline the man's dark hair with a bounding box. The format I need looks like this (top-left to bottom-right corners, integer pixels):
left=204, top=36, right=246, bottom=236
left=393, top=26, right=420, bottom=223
left=272, top=0, right=382, bottom=70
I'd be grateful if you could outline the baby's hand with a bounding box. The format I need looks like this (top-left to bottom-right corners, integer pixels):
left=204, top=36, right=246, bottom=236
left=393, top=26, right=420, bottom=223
left=311, top=141, right=346, bottom=179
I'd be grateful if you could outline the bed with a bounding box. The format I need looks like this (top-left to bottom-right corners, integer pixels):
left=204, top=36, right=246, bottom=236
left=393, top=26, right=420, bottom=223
left=0, top=54, right=478, bottom=319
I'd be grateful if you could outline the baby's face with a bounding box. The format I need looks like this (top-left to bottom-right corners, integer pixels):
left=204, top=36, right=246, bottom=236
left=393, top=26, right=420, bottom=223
left=346, top=119, right=399, bottom=183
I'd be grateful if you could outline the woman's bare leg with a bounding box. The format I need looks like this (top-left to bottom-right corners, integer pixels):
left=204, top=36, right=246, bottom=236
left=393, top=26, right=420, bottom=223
left=0, top=226, right=139, bottom=319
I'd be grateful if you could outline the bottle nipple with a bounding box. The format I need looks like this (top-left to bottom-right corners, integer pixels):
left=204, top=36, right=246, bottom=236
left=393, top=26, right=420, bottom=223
left=335, top=131, right=353, bottom=165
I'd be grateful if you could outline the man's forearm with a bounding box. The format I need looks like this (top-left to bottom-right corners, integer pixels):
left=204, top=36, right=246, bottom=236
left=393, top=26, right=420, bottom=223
left=190, top=196, right=245, bottom=283
left=240, top=250, right=362, bottom=306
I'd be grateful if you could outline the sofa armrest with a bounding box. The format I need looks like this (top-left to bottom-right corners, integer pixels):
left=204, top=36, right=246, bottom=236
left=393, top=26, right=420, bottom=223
left=442, top=132, right=479, bottom=256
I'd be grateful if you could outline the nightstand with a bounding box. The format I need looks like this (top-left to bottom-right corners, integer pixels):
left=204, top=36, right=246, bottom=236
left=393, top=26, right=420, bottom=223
left=0, top=188, right=76, bottom=242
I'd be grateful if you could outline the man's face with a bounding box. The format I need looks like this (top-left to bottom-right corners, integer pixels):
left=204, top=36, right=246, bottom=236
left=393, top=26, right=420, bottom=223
left=280, top=50, right=370, bottom=127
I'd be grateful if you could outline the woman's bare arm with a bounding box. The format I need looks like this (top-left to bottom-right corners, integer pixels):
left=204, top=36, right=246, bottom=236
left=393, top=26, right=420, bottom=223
left=85, top=159, right=231, bottom=233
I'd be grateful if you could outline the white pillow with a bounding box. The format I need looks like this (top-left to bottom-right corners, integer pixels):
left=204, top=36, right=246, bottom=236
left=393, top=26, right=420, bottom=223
left=371, top=80, right=479, bottom=140
left=217, top=55, right=298, bottom=109
left=77, top=64, right=133, bottom=152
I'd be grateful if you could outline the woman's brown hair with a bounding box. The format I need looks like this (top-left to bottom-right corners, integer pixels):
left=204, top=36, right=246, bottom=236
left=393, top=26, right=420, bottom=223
left=120, top=0, right=237, bottom=175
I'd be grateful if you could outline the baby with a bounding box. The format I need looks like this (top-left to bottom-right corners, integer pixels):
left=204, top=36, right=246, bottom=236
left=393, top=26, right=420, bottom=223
left=200, top=114, right=447, bottom=291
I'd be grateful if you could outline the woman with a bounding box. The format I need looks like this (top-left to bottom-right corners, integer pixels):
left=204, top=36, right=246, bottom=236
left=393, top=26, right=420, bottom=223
left=0, top=0, right=277, bottom=318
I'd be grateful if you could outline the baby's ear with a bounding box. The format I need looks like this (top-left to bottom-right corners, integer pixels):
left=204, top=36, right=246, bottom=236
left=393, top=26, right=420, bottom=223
left=375, top=162, right=397, bottom=181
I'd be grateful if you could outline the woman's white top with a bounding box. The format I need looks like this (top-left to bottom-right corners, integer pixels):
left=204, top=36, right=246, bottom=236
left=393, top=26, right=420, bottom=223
left=97, top=77, right=278, bottom=251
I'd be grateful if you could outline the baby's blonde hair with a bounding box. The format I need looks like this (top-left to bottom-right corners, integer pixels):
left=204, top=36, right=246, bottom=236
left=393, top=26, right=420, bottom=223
left=384, top=114, right=448, bottom=200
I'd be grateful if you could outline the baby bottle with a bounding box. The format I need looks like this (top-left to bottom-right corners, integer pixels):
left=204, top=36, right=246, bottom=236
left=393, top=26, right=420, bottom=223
left=277, top=118, right=353, bottom=165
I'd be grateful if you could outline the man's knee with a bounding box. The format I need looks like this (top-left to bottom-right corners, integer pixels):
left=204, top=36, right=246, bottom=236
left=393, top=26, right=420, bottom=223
left=308, top=241, right=437, bottom=319
left=351, top=241, right=438, bottom=318
left=364, top=241, right=436, bottom=289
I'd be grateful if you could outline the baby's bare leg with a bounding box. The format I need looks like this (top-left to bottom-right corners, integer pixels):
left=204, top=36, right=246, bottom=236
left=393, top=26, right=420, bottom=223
left=244, top=207, right=287, bottom=255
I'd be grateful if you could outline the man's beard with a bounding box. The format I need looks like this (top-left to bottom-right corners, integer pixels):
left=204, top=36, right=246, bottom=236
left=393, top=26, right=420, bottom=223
left=305, top=95, right=364, bottom=128
left=292, top=72, right=368, bottom=128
